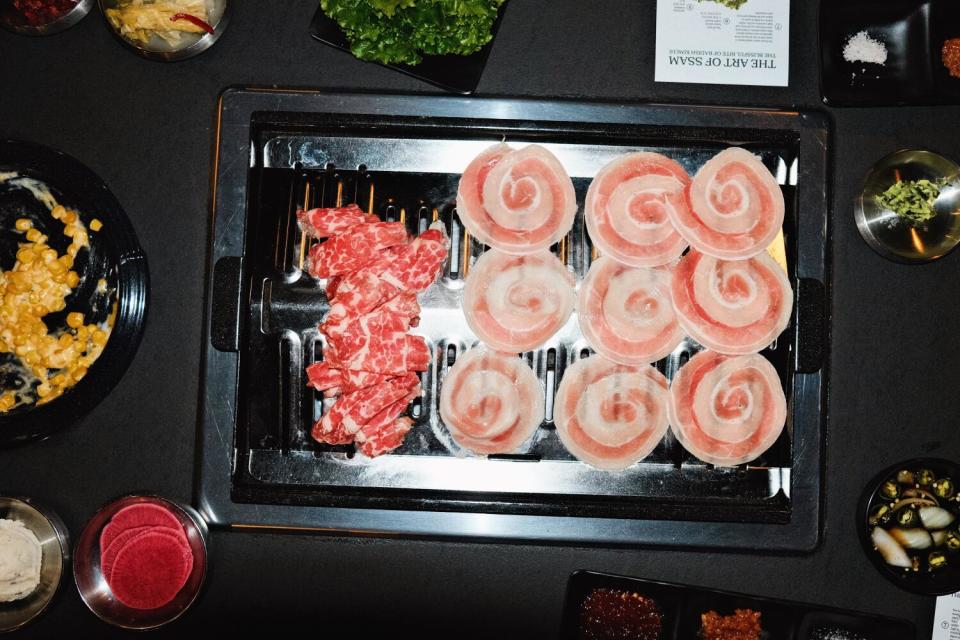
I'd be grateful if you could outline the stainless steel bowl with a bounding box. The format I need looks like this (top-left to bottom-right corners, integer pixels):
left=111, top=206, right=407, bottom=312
left=73, top=494, right=208, bottom=630
left=0, top=0, right=94, bottom=36
left=0, top=497, right=69, bottom=633
left=855, top=149, right=960, bottom=264
left=98, top=0, right=228, bottom=61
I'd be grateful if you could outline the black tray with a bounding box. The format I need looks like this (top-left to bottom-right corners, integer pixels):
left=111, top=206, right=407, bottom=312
left=0, top=139, right=148, bottom=445
left=820, top=0, right=960, bottom=106
left=308, top=3, right=507, bottom=94
left=198, top=89, right=830, bottom=549
left=561, top=571, right=917, bottom=639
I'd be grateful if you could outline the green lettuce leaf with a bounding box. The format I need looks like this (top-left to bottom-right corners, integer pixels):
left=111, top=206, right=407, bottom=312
left=320, top=0, right=505, bottom=66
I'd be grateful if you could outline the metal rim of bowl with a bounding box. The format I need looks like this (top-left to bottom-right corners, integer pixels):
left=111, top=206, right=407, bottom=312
left=97, top=0, right=229, bottom=62
left=0, top=0, right=94, bottom=36
left=0, top=139, right=149, bottom=447
left=0, top=496, right=70, bottom=634
left=856, top=457, right=960, bottom=596
left=854, top=149, right=960, bottom=264
left=73, top=494, right=209, bottom=630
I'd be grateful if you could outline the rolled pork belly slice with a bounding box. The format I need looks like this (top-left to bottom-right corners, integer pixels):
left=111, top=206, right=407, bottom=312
left=670, top=249, right=792, bottom=355
left=579, top=257, right=685, bottom=365
left=439, top=348, right=544, bottom=455
left=455, top=143, right=577, bottom=254
left=554, top=355, right=671, bottom=470
left=671, top=147, right=784, bottom=260
left=668, top=350, right=787, bottom=467
left=463, top=249, right=575, bottom=353
left=584, top=152, right=690, bottom=267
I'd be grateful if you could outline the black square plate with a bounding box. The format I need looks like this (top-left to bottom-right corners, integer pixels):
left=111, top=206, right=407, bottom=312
left=820, top=0, right=960, bottom=106
left=561, top=571, right=917, bottom=640
left=309, top=4, right=508, bottom=94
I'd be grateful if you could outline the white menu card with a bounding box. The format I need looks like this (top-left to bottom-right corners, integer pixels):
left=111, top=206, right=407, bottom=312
left=933, top=592, right=960, bottom=640
left=655, top=0, right=790, bottom=87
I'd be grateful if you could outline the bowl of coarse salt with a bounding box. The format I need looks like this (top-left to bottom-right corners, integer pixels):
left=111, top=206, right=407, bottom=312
left=0, top=496, right=70, bottom=633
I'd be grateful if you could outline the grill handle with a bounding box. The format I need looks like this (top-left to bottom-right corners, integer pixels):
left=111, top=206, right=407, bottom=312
left=211, top=256, right=243, bottom=352
left=794, top=277, right=826, bottom=373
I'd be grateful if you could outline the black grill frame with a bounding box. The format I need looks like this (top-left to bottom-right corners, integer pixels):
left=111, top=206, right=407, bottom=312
left=198, top=89, right=830, bottom=550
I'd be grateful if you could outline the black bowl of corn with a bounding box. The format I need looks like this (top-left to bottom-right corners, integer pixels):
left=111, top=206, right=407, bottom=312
left=0, top=139, right=148, bottom=445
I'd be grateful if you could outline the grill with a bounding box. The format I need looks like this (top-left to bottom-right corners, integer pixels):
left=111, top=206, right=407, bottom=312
left=199, top=90, right=830, bottom=549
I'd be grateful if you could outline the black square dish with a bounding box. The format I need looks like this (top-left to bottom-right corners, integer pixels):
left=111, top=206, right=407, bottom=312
left=308, top=4, right=508, bottom=94
left=561, top=571, right=918, bottom=640
left=797, top=610, right=911, bottom=640
left=561, top=573, right=681, bottom=639
left=676, top=593, right=795, bottom=640
left=929, top=0, right=960, bottom=99
left=820, top=0, right=960, bottom=105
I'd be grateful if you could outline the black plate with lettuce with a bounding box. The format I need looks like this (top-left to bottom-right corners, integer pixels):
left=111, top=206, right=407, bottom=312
left=310, top=0, right=508, bottom=94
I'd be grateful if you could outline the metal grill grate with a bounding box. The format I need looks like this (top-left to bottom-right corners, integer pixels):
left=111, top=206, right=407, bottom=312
left=200, top=91, right=828, bottom=545
left=238, top=139, right=796, bottom=504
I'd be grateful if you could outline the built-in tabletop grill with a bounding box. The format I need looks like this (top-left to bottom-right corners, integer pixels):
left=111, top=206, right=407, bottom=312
left=200, top=90, right=829, bottom=550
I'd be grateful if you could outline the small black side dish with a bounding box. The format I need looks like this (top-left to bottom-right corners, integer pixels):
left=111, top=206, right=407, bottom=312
left=819, top=0, right=960, bottom=106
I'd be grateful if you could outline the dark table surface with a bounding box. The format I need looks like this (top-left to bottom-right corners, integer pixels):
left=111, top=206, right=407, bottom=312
left=2, top=1, right=959, bottom=637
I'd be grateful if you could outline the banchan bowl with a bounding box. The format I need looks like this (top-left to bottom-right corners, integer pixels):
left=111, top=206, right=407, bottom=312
left=0, top=496, right=70, bottom=633
left=74, top=494, right=208, bottom=630
left=0, top=0, right=93, bottom=36
left=855, top=149, right=960, bottom=264
left=857, top=457, right=960, bottom=595
left=99, top=0, right=229, bottom=61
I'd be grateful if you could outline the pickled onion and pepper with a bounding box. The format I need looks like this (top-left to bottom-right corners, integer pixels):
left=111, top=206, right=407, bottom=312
left=866, top=465, right=959, bottom=575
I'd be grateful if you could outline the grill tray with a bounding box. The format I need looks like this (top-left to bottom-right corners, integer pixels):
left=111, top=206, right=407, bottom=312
left=199, top=90, right=830, bottom=549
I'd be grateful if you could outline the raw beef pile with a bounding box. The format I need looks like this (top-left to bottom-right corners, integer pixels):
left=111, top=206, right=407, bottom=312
left=300, top=204, right=448, bottom=458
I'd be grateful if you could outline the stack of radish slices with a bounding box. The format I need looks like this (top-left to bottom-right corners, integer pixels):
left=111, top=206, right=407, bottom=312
left=98, top=503, right=194, bottom=610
